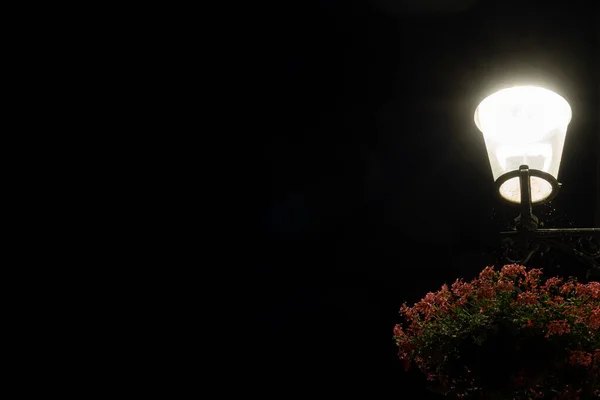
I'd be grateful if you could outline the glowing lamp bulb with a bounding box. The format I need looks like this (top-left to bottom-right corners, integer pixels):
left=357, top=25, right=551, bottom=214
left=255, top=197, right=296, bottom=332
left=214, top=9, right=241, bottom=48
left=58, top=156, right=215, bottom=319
left=474, top=86, right=572, bottom=203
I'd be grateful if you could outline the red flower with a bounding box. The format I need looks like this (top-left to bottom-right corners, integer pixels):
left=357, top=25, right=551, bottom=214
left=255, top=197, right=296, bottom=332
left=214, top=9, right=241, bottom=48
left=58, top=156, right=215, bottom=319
left=394, top=265, right=598, bottom=398
left=588, top=281, right=600, bottom=298
left=399, top=302, right=409, bottom=315
left=588, top=307, right=600, bottom=330
left=542, top=277, right=564, bottom=294
left=545, top=320, right=571, bottom=338
left=393, top=324, right=405, bottom=338
left=547, top=295, right=565, bottom=308
left=496, top=279, right=515, bottom=292
left=575, top=281, right=600, bottom=299
left=561, top=281, right=576, bottom=295
left=524, top=268, right=544, bottom=289
left=521, top=319, right=535, bottom=329
left=516, top=291, right=538, bottom=305
left=476, top=281, right=495, bottom=300
left=500, top=264, right=527, bottom=279
left=568, top=350, right=592, bottom=368
left=478, top=266, right=496, bottom=281
left=451, top=279, right=474, bottom=305
left=528, top=319, right=534, bottom=327
left=562, top=305, right=581, bottom=321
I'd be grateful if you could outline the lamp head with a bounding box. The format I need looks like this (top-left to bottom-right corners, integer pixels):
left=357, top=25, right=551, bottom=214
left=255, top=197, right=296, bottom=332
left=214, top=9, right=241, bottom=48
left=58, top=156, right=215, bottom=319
left=474, top=86, right=572, bottom=203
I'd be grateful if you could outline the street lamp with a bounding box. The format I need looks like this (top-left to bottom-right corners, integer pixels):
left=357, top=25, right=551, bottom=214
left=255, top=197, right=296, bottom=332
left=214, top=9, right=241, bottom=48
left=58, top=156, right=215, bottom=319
left=474, top=86, right=600, bottom=277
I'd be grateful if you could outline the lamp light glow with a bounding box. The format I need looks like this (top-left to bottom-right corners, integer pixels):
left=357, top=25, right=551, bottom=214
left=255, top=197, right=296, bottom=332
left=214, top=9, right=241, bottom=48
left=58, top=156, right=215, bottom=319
left=474, top=86, right=572, bottom=203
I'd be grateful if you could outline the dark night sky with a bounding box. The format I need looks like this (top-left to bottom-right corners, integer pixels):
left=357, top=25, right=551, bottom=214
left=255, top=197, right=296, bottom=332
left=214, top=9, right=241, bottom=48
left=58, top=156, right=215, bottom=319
left=259, top=0, right=599, bottom=397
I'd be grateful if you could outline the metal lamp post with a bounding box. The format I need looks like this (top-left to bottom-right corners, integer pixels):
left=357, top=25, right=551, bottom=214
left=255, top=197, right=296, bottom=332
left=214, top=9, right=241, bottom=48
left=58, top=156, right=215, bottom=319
left=474, top=86, right=600, bottom=278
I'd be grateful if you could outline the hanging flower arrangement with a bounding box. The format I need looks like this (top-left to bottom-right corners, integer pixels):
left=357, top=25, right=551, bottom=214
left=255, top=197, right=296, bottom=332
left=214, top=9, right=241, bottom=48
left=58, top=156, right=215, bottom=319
left=393, top=265, right=599, bottom=399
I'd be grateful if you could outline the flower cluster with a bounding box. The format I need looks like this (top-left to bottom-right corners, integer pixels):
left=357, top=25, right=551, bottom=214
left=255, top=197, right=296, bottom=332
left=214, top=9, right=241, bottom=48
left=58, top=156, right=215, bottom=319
left=393, top=265, right=599, bottom=399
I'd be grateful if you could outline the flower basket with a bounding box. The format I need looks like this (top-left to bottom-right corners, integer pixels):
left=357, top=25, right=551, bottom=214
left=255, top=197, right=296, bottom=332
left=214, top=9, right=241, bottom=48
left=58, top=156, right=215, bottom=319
left=393, top=265, right=599, bottom=399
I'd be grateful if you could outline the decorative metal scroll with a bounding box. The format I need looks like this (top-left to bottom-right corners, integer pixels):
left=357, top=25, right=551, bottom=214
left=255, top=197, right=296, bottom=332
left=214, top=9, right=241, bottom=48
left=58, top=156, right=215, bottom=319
left=500, top=228, right=600, bottom=279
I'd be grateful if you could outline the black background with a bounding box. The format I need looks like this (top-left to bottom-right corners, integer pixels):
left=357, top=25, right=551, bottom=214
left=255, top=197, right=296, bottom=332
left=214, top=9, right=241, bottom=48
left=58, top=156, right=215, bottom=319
left=260, top=0, right=599, bottom=397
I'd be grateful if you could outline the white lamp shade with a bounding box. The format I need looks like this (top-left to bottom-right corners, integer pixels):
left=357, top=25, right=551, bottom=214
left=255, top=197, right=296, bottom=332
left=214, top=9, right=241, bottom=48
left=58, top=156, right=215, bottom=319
left=474, top=86, right=572, bottom=203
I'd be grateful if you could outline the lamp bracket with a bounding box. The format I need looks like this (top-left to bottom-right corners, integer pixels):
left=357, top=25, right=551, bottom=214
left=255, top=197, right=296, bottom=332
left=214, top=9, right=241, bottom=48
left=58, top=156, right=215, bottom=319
left=496, top=165, right=600, bottom=279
